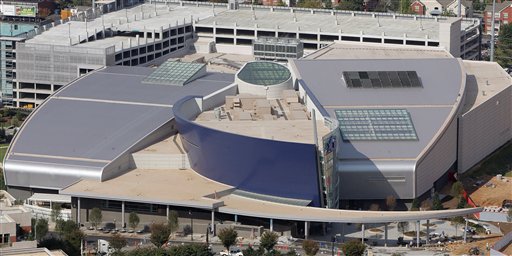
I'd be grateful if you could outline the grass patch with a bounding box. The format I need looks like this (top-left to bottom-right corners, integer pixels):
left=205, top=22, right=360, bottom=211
left=0, top=143, right=9, bottom=163
left=463, top=142, right=512, bottom=178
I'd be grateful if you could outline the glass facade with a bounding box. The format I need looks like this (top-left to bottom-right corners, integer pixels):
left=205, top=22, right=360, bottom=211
left=1, top=22, right=37, bottom=106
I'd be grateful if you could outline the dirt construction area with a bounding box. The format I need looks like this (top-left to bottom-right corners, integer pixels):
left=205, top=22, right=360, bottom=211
left=465, top=175, right=512, bottom=207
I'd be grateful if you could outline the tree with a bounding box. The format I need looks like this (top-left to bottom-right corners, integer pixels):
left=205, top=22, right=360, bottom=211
left=302, top=240, right=319, bottom=256
left=260, top=231, right=279, bottom=252
left=167, top=210, right=179, bottom=233
left=10, top=116, right=20, bottom=127
left=217, top=227, right=238, bottom=251
left=411, top=198, right=420, bottom=211
left=457, top=196, right=467, bottom=209
left=110, top=233, right=127, bottom=253
left=496, top=24, right=512, bottom=68
left=296, top=0, right=323, bottom=8
left=0, top=170, right=6, bottom=191
left=336, top=0, right=364, bottom=11
left=150, top=223, right=171, bottom=247
left=341, top=240, right=366, bottom=256
left=89, top=207, right=103, bottom=228
left=397, top=222, right=409, bottom=236
left=451, top=181, right=464, bottom=199
left=50, top=220, right=84, bottom=255
left=128, top=212, right=140, bottom=230
left=432, top=192, right=443, bottom=210
left=386, top=195, right=397, bottom=211
left=242, top=246, right=264, bottom=256
left=50, top=203, right=62, bottom=222
left=167, top=243, right=213, bottom=256
left=35, top=218, right=49, bottom=241
left=399, top=0, right=413, bottom=14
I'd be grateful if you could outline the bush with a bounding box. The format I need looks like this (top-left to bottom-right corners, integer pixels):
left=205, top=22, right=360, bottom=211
left=260, top=231, right=279, bottom=252
left=302, top=240, right=319, bottom=256
left=89, top=207, right=103, bottom=228
left=128, top=212, right=140, bottom=230
left=341, top=240, right=366, bottom=256
left=150, top=223, right=171, bottom=247
left=218, top=227, right=238, bottom=251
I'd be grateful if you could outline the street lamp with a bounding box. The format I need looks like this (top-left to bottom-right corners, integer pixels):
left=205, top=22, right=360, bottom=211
left=490, top=0, right=497, bottom=62
left=188, top=210, right=193, bottom=241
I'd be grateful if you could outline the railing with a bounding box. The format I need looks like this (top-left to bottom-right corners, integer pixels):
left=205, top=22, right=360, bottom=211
left=23, top=204, right=71, bottom=221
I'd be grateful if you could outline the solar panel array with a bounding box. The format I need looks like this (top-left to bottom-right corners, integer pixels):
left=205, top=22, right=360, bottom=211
left=143, top=61, right=205, bottom=86
left=335, top=109, right=418, bottom=141
left=343, top=71, right=422, bottom=88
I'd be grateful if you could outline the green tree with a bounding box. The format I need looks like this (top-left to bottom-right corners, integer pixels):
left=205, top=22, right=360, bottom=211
left=336, top=0, right=364, bottom=11
left=50, top=203, right=62, bottom=222
left=341, top=240, right=366, bottom=256
left=451, top=181, right=464, bottom=199
left=302, top=240, right=319, bottom=256
left=35, top=218, right=49, bottom=241
left=89, top=207, right=103, bottom=228
left=260, top=231, right=279, bottom=252
left=168, top=243, right=213, bottom=256
left=50, top=220, right=84, bottom=255
left=167, top=210, right=179, bottom=233
left=399, top=0, right=413, bottom=14
left=243, top=246, right=264, bottom=256
left=218, top=227, right=238, bottom=251
left=297, top=0, right=323, bottom=8
left=150, top=223, right=171, bottom=247
left=10, top=116, right=20, bottom=127
left=128, top=212, right=140, bottom=230
left=411, top=198, right=420, bottom=211
left=0, top=170, right=6, bottom=190
left=457, top=196, right=468, bottom=209
left=495, top=24, right=512, bottom=68
left=397, top=222, right=409, bottom=236
left=432, top=192, right=443, bottom=210
left=110, top=233, right=127, bottom=253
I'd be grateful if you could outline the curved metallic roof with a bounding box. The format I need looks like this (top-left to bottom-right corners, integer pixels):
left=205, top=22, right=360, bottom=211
left=4, top=66, right=234, bottom=190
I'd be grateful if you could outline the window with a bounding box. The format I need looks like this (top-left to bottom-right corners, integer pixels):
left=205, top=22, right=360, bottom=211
left=415, top=5, right=419, bottom=11
left=504, top=13, right=509, bottom=19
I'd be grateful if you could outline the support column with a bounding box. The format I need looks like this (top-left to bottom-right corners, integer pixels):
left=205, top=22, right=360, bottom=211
left=211, top=210, right=215, bottom=235
left=416, top=221, right=420, bottom=247
left=304, top=221, right=309, bottom=240
left=463, top=219, right=468, bottom=243
left=77, top=197, right=81, bottom=225
left=361, top=224, right=365, bottom=243
left=234, top=214, right=238, bottom=223
left=121, top=201, right=125, bottom=228
left=384, top=223, right=388, bottom=247
left=270, top=219, right=274, bottom=232
left=166, top=205, right=170, bottom=219
left=426, top=220, right=430, bottom=245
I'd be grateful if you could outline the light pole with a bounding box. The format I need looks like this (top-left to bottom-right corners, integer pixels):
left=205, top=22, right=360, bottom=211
left=188, top=210, right=193, bottom=241
left=490, top=0, right=497, bottom=62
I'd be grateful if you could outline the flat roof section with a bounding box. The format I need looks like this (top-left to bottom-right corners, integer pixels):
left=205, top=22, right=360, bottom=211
left=462, top=60, right=512, bottom=114
left=303, top=42, right=453, bottom=59
left=27, top=3, right=215, bottom=46
left=61, top=165, right=482, bottom=223
left=61, top=168, right=231, bottom=209
left=196, top=8, right=476, bottom=40
left=195, top=120, right=329, bottom=144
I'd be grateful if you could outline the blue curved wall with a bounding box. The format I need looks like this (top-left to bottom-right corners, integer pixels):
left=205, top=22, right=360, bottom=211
left=173, top=97, right=322, bottom=207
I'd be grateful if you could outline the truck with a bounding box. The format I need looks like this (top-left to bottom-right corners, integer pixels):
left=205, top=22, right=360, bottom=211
left=97, top=239, right=115, bottom=256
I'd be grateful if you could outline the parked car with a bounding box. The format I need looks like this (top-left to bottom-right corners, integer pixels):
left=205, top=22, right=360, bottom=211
left=220, top=247, right=243, bottom=256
